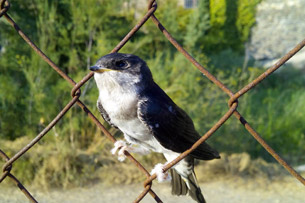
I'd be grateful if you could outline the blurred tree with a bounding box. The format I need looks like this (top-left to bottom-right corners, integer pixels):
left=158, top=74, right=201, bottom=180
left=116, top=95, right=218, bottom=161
left=204, top=0, right=261, bottom=53
left=0, top=0, right=304, bottom=176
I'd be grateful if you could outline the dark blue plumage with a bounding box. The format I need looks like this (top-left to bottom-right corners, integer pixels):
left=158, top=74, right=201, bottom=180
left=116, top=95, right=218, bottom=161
left=90, top=53, right=220, bottom=203
left=138, top=82, right=220, bottom=160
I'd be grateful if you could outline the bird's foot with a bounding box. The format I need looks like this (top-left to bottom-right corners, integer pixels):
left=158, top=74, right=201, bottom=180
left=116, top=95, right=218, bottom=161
left=151, top=163, right=172, bottom=182
left=128, top=146, right=150, bottom=155
left=111, top=140, right=129, bottom=162
left=111, top=140, right=150, bottom=162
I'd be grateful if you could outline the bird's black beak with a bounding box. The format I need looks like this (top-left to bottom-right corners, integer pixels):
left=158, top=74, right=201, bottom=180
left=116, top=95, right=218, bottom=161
left=90, top=65, right=113, bottom=73
left=90, top=65, right=100, bottom=72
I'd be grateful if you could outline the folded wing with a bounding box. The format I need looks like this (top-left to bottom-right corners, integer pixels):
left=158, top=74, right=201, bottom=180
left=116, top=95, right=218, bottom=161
left=138, top=83, right=220, bottom=160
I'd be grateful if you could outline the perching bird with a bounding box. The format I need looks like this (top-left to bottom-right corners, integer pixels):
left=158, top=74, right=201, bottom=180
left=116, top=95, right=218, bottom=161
left=90, top=53, right=220, bottom=203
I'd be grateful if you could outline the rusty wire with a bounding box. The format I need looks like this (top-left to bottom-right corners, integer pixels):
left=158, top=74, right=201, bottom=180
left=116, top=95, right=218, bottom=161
left=0, top=0, right=304, bottom=202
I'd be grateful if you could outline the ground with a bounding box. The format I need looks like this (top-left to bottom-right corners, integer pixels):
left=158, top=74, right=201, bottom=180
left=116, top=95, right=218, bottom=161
left=1, top=175, right=304, bottom=203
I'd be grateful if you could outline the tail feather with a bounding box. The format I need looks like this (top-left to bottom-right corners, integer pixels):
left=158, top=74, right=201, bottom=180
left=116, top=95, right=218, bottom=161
left=170, top=169, right=188, bottom=196
left=170, top=169, right=206, bottom=203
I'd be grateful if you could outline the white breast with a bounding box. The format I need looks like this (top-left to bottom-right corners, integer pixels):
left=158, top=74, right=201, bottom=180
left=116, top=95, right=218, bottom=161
left=96, top=72, right=152, bottom=140
left=100, top=89, right=152, bottom=142
left=99, top=87, right=137, bottom=118
left=94, top=72, right=168, bottom=153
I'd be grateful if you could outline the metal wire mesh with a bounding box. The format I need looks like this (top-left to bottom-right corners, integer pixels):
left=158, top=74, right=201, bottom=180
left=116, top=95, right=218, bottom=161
left=0, top=0, right=304, bottom=202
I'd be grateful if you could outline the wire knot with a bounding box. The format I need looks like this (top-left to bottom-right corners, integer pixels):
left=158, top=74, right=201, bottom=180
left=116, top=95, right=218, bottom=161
left=228, top=96, right=238, bottom=108
left=0, top=150, right=12, bottom=183
left=0, top=0, right=10, bottom=18
left=71, top=86, right=81, bottom=98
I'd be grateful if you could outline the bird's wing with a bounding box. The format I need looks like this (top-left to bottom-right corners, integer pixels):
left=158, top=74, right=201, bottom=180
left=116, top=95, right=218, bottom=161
left=137, top=83, right=219, bottom=160
left=97, top=99, right=118, bottom=128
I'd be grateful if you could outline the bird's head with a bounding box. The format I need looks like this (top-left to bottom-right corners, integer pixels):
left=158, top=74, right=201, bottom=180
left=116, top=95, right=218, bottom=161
left=90, top=53, right=153, bottom=82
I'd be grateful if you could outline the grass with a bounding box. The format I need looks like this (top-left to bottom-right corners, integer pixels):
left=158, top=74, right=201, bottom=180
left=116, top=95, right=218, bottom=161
left=1, top=135, right=290, bottom=190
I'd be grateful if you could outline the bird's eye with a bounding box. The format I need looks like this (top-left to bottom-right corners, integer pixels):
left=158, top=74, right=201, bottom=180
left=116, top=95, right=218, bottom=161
left=115, top=61, right=127, bottom=68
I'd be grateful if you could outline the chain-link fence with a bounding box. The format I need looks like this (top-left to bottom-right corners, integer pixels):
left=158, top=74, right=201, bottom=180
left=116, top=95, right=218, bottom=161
left=0, top=0, right=304, bottom=202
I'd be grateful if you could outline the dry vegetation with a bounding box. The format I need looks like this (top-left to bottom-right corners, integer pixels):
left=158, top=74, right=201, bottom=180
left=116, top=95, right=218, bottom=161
left=1, top=136, right=294, bottom=191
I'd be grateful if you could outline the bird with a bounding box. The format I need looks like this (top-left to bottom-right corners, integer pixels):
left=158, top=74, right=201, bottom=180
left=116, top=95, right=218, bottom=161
left=90, top=53, right=220, bottom=203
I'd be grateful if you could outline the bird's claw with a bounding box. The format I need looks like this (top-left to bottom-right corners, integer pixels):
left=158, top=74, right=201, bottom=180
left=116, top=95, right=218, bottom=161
left=151, top=163, right=171, bottom=182
left=118, top=146, right=128, bottom=162
left=111, top=140, right=128, bottom=162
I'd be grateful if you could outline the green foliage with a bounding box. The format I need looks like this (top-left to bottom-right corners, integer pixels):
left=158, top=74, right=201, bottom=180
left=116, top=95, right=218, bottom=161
left=205, top=0, right=261, bottom=52
left=236, top=0, right=262, bottom=42
left=211, top=67, right=305, bottom=162
left=184, top=0, right=209, bottom=50
left=241, top=69, right=305, bottom=162
left=0, top=0, right=304, bottom=189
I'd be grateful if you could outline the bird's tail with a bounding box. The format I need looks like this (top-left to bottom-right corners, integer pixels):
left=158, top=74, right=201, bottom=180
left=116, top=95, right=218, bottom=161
left=170, top=169, right=206, bottom=203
